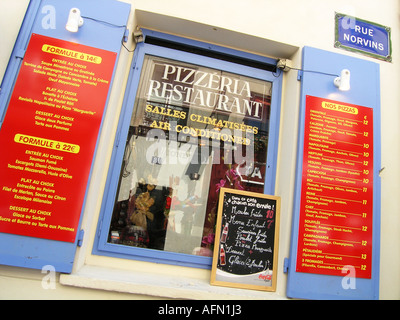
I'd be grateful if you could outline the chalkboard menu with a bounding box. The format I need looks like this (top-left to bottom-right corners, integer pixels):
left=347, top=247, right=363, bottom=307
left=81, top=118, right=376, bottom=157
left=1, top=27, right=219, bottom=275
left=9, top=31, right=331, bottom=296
left=210, top=188, right=281, bottom=291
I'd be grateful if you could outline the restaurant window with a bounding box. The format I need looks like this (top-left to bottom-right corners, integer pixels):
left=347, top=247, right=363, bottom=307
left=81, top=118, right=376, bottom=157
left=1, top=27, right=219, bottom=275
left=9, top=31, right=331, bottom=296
left=94, top=32, right=282, bottom=268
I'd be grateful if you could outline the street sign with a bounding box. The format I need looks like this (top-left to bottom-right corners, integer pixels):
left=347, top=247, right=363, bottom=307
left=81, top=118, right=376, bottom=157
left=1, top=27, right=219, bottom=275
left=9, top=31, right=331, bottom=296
left=335, top=13, right=392, bottom=62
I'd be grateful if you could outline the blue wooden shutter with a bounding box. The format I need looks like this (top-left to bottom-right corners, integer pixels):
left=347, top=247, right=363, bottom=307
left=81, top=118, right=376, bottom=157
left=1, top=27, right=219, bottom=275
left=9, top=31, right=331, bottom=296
left=0, top=0, right=130, bottom=273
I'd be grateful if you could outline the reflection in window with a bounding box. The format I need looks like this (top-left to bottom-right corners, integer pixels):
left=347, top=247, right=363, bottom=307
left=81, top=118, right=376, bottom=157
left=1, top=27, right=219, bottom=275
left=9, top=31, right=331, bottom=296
left=107, top=56, right=272, bottom=257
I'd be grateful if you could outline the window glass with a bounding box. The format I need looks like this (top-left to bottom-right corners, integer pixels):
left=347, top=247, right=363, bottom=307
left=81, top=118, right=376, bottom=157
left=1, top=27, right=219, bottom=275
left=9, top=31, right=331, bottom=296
left=107, top=55, right=272, bottom=257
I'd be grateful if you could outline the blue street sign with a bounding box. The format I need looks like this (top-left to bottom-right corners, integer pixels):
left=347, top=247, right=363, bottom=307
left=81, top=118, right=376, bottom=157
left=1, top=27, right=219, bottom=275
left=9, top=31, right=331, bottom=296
left=335, top=13, right=392, bottom=62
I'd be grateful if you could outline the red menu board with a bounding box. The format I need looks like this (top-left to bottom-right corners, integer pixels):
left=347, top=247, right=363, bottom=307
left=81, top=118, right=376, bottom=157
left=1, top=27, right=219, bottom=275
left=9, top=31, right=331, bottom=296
left=296, top=95, right=373, bottom=279
left=0, top=34, right=116, bottom=242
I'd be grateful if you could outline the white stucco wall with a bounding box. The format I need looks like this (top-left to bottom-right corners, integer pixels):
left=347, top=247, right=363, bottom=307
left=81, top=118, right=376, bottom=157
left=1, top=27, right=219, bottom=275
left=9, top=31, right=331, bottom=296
left=0, top=0, right=399, bottom=300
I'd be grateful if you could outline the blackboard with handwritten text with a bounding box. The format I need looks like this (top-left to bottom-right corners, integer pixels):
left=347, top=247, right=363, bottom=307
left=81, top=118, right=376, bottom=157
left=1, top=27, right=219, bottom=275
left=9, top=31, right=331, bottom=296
left=210, top=188, right=280, bottom=291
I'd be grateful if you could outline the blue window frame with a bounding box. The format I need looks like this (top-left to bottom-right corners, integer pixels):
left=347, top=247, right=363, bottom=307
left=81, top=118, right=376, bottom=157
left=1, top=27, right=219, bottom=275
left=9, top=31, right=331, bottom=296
left=93, top=30, right=283, bottom=269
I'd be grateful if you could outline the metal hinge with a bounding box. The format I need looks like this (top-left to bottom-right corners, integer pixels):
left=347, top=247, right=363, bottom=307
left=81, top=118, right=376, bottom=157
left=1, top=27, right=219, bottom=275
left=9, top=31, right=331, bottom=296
left=123, top=28, right=130, bottom=43
left=297, top=70, right=303, bottom=81
left=15, top=48, right=26, bottom=60
left=283, top=257, right=290, bottom=273
left=77, top=229, right=84, bottom=247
